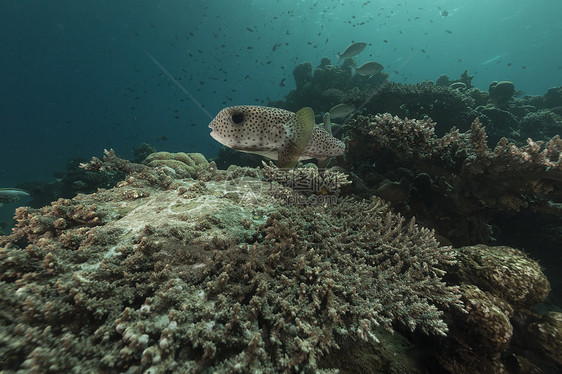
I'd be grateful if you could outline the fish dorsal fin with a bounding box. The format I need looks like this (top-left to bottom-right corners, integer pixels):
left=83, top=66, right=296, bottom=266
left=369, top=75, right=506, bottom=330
left=322, top=112, right=333, bottom=136
left=277, top=107, right=315, bottom=168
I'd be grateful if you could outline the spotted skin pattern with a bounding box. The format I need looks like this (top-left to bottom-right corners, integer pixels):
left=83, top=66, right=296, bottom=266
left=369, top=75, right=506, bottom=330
left=209, top=105, right=345, bottom=164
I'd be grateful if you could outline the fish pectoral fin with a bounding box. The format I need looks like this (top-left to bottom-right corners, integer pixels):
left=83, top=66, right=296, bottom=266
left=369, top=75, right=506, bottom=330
left=322, top=112, right=333, bottom=136
left=277, top=107, right=315, bottom=169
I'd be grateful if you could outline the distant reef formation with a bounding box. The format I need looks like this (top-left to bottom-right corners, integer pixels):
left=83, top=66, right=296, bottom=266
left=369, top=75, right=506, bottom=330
left=1, top=150, right=559, bottom=373
left=270, top=59, right=562, bottom=147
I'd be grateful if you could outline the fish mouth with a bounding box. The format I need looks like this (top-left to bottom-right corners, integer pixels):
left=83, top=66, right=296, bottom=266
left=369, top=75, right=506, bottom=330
left=209, top=130, right=220, bottom=142
left=209, top=129, right=230, bottom=148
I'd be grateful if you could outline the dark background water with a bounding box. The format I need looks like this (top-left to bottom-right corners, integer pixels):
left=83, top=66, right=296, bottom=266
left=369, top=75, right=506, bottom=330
left=1, top=0, right=561, bottom=189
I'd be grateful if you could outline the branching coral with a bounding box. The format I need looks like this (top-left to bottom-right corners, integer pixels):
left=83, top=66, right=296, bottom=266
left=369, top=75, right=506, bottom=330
left=346, top=113, right=562, bottom=244
left=0, top=151, right=462, bottom=373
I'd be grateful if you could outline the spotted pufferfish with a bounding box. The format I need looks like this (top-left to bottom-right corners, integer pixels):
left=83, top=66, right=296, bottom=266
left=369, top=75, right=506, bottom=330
left=209, top=106, right=345, bottom=168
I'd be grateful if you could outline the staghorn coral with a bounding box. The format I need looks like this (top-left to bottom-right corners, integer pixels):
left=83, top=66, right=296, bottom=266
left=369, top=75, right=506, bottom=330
left=80, top=148, right=147, bottom=175
left=346, top=113, right=562, bottom=245
left=261, top=161, right=352, bottom=194
left=2, top=152, right=559, bottom=373
left=0, top=151, right=463, bottom=373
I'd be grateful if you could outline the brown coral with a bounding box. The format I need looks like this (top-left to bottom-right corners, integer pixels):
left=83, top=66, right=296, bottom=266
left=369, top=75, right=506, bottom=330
left=0, top=152, right=462, bottom=373
left=435, top=245, right=552, bottom=373
left=346, top=113, right=562, bottom=244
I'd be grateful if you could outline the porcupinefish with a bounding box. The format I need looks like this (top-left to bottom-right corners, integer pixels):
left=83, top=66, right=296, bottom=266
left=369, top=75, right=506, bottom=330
left=209, top=105, right=345, bottom=168
left=336, top=42, right=367, bottom=64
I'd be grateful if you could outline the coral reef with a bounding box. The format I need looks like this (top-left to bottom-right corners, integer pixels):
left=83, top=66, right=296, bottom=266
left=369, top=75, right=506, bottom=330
left=474, top=104, right=520, bottom=145
left=271, top=58, right=387, bottom=118
left=345, top=113, right=562, bottom=246
left=358, top=82, right=477, bottom=135
left=132, top=143, right=156, bottom=164
left=524, top=86, right=562, bottom=116
left=0, top=151, right=464, bottom=373
left=436, top=245, right=553, bottom=373
left=3, top=55, right=562, bottom=372
left=213, top=147, right=266, bottom=169
left=16, top=157, right=125, bottom=209
left=273, top=57, right=561, bottom=148
left=261, top=161, right=352, bottom=196
left=436, top=70, right=474, bottom=89
left=292, top=61, right=313, bottom=90
left=1, top=151, right=559, bottom=372
left=520, top=109, right=562, bottom=140
left=521, top=311, right=562, bottom=368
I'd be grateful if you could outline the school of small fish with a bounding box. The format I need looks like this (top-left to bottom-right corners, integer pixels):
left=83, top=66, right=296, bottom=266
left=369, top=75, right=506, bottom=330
left=133, top=3, right=526, bottom=158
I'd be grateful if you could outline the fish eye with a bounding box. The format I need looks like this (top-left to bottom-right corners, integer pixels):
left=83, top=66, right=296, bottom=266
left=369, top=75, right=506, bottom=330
left=231, top=112, right=245, bottom=125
